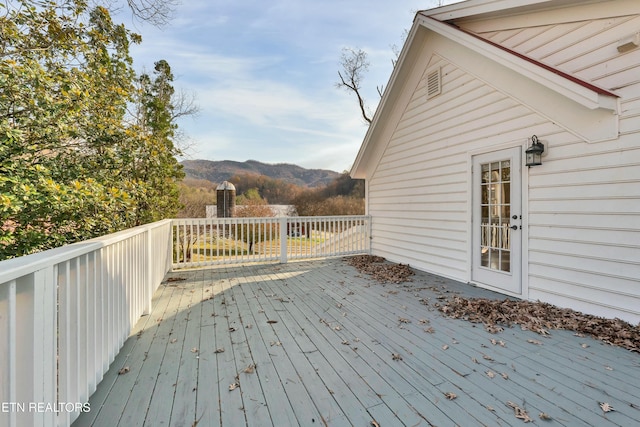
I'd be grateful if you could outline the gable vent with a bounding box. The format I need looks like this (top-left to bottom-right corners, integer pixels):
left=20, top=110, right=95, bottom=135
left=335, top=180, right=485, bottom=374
left=426, top=68, right=441, bottom=99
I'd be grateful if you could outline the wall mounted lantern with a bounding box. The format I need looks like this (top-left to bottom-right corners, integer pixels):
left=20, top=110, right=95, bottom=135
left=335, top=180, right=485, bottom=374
left=525, top=135, right=545, bottom=167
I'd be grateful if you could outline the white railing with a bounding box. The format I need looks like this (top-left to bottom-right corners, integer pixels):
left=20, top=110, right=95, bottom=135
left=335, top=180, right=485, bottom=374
left=0, top=220, right=172, bottom=427
left=0, top=215, right=369, bottom=427
left=172, top=215, right=371, bottom=269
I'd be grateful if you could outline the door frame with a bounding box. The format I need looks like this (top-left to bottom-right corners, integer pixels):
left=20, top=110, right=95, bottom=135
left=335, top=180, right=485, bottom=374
left=467, top=144, right=527, bottom=298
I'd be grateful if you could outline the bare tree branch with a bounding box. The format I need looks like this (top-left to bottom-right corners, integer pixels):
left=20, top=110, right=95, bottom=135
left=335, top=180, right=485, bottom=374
left=126, top=0, right=177, bottom=27
left=336, top=47, right=372, bottom=124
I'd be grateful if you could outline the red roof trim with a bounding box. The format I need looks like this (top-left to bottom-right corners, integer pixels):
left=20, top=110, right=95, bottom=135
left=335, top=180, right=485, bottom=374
left=419, top=14, right=619, bottom=98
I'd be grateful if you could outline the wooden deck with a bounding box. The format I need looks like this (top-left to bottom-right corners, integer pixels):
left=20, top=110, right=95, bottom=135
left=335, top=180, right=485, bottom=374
left=74, top=258, right=640, bottom=426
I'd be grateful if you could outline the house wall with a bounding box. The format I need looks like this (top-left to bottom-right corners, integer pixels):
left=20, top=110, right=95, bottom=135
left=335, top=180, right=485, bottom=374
left=473, top=9, right=640, bottom=322
left=368, top=6, right=640, bottom=323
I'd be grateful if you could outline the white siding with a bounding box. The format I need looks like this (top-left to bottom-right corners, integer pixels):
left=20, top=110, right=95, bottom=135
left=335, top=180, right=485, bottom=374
left=367, top=4, right=640, bottom=323
left=368, top=54, right=557, bottom=280
left=469, top=10, right=640, bottom=322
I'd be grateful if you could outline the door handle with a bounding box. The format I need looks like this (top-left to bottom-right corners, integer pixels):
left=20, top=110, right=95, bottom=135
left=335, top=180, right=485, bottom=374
left=510, top=225, right=518, bottom=230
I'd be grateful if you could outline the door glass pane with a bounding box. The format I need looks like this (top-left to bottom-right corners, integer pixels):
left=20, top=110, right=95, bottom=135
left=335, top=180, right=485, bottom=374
left=479, top=159, right=511, bottom=272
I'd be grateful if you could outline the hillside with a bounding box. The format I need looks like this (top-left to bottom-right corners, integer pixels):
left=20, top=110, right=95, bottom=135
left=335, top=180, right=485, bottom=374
left=181, top=159, right=341, bottom=188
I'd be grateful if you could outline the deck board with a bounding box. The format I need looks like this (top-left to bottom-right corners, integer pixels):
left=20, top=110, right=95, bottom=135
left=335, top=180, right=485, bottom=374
left=74, top=259, right=640, bottom=427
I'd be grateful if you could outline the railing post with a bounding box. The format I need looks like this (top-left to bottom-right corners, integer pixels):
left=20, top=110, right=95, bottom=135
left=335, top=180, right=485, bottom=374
left=144, top=227, right=153, bottom=315
left=279, top=217, right=287, bottom=263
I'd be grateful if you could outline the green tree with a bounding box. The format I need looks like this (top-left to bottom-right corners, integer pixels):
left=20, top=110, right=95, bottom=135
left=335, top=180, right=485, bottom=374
left=128, top=59, right=185, bottom=225
left=0, top=1, right=185, bottom=259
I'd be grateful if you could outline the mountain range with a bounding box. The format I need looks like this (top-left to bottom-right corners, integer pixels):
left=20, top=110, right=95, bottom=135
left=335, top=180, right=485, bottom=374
left=181, top=159, right=342, bottom=188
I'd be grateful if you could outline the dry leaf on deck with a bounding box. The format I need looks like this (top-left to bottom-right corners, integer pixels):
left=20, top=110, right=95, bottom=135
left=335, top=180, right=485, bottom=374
left=228, top=382, right=239, bottom=391
left=270, top=341, right=282, bottom=347
left=243, top=364, right=256, bottom=374
left=507, top=401, right=532, bottom=423
left=442, top=345, right=449, bottom=350
left=527, top=339, right=543, bottom=345
left=118, top=366, right=130, bottom=375
left=398, top=317, right=411, bottom=323
left=214, top=348, right=225, bottom=353
left=483, top=355, right=494, bottom=361
left=392, top=353, right=403, bottom=361
left=191, top=347, right=198, bottom=353
left=170, top=338, right=177, bottom=344
left=370, top=420, right=380, bottom=427
left=444, top=392, right=457, bottom=400
left=486, top=370, right=495, bottom=379
left=599, top=402, right=614, bottom=413
left=424, top=327, right=435, bottom=334
left=539, top=412, right=552, bottom=420
left=501, top=372, right=509, bottom=380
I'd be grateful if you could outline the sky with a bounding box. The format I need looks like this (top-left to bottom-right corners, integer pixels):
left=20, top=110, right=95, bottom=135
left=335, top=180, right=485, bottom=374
left=118, top=0, right=463, bottom=172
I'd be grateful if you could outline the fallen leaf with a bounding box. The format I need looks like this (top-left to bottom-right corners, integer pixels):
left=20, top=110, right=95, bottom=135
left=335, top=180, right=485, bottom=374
left=507, top=401, right=532, bottom=423
left=581, top=343, right=589, bottom=349
left=398, top=317, right=411, bottom=323
left=370, top=420, right=380, bottom=427
left=228, top=327, right=236, bottom=332
left=527, top=339, right=543, bottom=345
left=486, top=370, right=495, bottom=379
left=214, top=348, right=225, bottom=353
left=471, top=357, right=479, bottom=364
left=539, top=412, right=552, bottom=420
left=243, top=364, right=256, bottom=374
left=392, top=353, right=403, bottom=361
left=483, top=355, right=494, bottom=361
left=501, top=372, right=509, bottom=380
left=424, top=327, right=435, bottom=333
left=599, top=402, right=614, bottom=413
left=442, top=345, right=449, bottom=350
left=444, top=392, right=457, bottom=400
left=118, top=366, right=130, bottom=375
left=270, top=341, right=282, bottom=347
left=419, top=319, right=429, bottom=324
left=486, top=406, right=495, bottom=412
left=229, top=382, right=239, bottom=391
left=333, top=326, right=342, bottom=331
left=191, top=347, right=198, bottom=353
left=246, top=324, right=253, bottom=329
left=170, top=338, right=177, bottom=344
left=605, top=366, right=613, bottom=371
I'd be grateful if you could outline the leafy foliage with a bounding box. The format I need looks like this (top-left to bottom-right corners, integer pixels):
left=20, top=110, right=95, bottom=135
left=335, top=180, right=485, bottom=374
left=0, top=0, right=184, bottom=259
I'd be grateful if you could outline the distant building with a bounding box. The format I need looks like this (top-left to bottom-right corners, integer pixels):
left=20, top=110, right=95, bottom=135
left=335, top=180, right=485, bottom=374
left=205, top=204, right=296, bottom=218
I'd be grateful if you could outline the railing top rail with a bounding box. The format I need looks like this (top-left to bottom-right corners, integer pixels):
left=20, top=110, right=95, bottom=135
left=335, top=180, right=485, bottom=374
left=172, top=215, right=370, bottom=222
left=0, top=219, right=172, bottom=284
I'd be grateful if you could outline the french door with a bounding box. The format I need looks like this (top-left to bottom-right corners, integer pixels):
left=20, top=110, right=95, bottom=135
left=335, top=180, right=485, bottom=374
left=472, top=147, right=522, bottom=295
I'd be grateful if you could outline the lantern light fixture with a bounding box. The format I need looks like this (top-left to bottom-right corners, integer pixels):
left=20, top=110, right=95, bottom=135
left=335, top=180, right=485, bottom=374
left=525, top=135, right=545, bottom=167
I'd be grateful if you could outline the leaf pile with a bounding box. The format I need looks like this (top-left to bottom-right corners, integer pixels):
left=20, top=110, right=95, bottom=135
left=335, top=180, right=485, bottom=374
left=346, top=255, right=414, bottom=284
left=439, top=297, right=640, bottom=352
